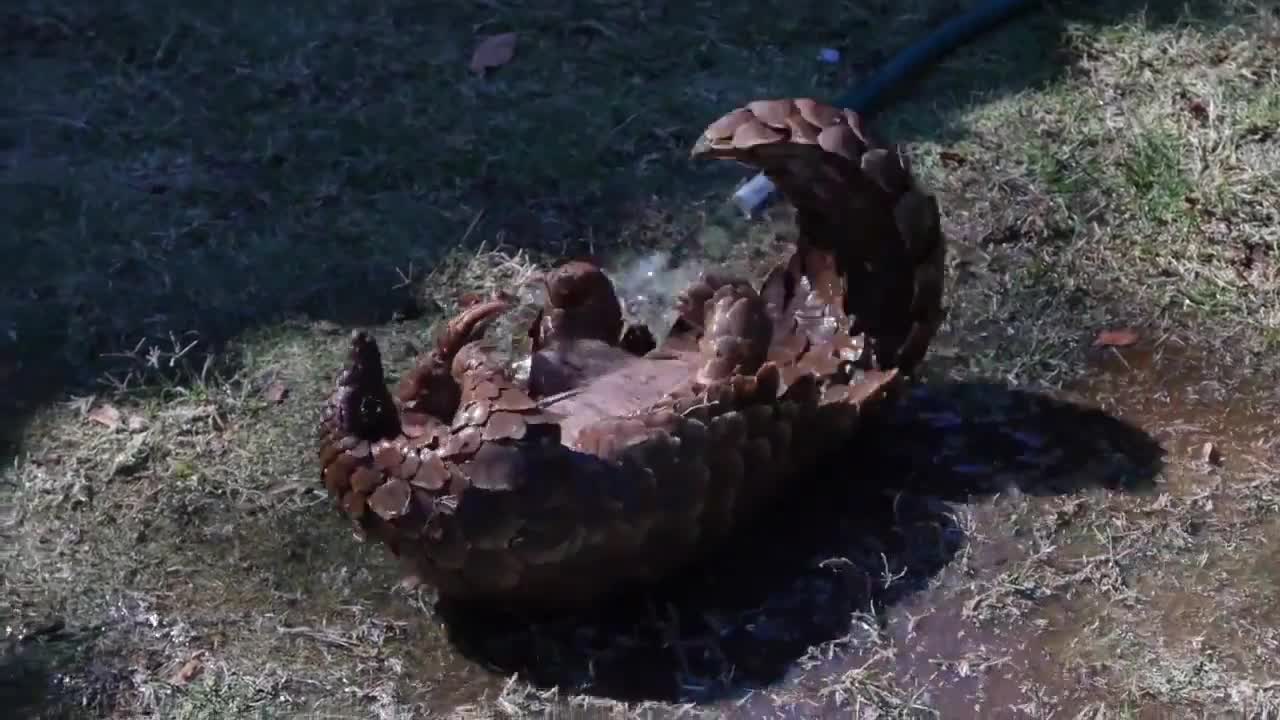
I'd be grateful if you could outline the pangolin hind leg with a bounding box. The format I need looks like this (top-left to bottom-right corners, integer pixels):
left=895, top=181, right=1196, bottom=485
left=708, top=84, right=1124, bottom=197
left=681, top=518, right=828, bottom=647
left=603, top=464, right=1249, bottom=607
left=691, top=98, right=946, bottom=374
left=393, top=299, right=513, bottom=429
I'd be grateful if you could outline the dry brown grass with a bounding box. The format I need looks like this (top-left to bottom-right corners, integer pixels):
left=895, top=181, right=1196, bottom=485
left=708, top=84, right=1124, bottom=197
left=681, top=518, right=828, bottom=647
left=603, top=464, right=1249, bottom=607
left=2, top=0, right=1278, bottom=718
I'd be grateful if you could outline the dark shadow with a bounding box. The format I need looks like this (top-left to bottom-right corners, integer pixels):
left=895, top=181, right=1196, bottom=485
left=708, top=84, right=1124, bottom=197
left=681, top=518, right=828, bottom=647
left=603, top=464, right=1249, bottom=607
left=0, top=0, right=1264, bottom=466
left=435, top=378, right=1164, bottom=705
left=0, top=621, right=117, bottom=720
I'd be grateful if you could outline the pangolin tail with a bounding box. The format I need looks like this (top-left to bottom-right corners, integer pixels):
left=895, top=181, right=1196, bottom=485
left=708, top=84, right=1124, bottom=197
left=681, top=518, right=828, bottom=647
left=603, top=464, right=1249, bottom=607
left=691, top=98, right=946, bottom=374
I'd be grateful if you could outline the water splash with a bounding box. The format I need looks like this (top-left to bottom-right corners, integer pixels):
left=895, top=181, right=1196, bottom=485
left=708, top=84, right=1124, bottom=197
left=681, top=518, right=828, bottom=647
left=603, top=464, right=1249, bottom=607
left=489, top=250, right=707, bottom=384
left=606, top=250, right=706, bottom=338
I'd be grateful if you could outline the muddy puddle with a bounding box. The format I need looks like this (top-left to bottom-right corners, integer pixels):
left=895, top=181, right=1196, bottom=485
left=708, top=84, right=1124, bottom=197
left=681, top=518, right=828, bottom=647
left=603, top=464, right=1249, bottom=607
left=305, top=337, right=1277, bottom=718
left=1073, top=338, right=1277, bottom=477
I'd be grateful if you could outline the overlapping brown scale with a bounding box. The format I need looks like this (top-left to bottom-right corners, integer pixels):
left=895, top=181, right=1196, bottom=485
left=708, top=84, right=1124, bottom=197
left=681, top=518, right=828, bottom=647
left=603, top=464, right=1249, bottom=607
left=847, top=369, right=901, bottom=407
left=704, top=107, right=753, bottom=141
left=410, top=450, right=451, bottom=491
left=861, top=147, right=911, bottom=196
left=463, top=441, right=526, bottom=492
left=372, top=441, right=403, bottom=472
left=369, top=478, right=412, bottom=521
left=732, top=117, right=785, bottom=149
left=842, top=109, right=873, bottom=144
left=785, top=115, right=821, bottom=144
left=894, top=187, right=943, bottom=262
left=510, top=505, right=586, bottom=565
left=474, top=380, right=501, bottom=400
left=704, top=444, right=745, bottom=519
left=816, top=396, right=858, bottom=437
left=493, top=387, right=538, bottom=411
left=481, top=411, right=527, bottom=441
left=747, top=99, right=796, bottom=129
left=817, top=123, right=859, bottom=161
left=342, top=488, right=368, bottom=519
left=345, top=464, right=380, bottom=497
left=442, top=426, right=483, bottom=460
left=794, top=98, right=842, bottom=127
left=574, top=416, right=655, bottom=460
left=627, top=430, right=681, bottom=477
left=411, top=488, right=438, bottom=526
left=398, top=450, right=421, bottom=480
left=595, top=453, right=660, bottom=520
left=322, top=451, right=357, bottom=496
left=768, top=415, right=793, bottom=461
left=453, top=399, right=491, bottom=430
left=319, top=440, right=342, bottom=467
left=455, top=484, right=525, bottom=551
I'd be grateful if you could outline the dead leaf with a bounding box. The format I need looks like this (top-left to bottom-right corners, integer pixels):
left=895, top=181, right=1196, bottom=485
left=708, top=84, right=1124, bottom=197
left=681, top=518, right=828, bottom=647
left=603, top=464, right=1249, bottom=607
left=169, top=651, right=207, bottom=686
left=1092, top=328, right=1140, bottom=348
left=88, top=404, right=123, bottom=430
left=126, top=414, right=149, bottom=433
left=939, top=150, right=968, bottom=167
left=470, top=32, right=517, bottom=74
left=265, top=382, right=289, bottom=404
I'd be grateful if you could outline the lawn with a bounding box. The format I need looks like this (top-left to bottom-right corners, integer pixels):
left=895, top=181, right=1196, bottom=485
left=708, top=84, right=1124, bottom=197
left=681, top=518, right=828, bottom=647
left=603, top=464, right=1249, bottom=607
left=2, top=0, right=1278, bottom=717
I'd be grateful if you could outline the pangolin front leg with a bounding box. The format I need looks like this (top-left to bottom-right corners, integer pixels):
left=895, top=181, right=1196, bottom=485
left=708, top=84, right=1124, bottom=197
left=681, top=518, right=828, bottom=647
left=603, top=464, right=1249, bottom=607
left=395, top=299, right=512, bottom=429
left=527, top=261, right=659, bottom=397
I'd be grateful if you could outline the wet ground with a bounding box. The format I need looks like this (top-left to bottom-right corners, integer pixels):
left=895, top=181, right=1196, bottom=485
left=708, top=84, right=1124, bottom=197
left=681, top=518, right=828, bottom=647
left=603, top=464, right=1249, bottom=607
left=310, top=334, right=1274, bottom=718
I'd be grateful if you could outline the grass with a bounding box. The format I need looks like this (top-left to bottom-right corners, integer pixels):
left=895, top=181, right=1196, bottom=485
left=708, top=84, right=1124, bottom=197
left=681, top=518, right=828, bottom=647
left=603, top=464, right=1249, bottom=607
left=2, top=0, right=1279, bottom=717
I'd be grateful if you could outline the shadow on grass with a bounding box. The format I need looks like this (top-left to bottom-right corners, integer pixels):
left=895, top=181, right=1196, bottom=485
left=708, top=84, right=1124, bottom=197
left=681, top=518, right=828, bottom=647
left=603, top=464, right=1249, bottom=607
left=436, top=379, right=1164, bottom=704
left=0, top=622, right=113, bottom=720
left=0, top=0, right=1262, bottom=467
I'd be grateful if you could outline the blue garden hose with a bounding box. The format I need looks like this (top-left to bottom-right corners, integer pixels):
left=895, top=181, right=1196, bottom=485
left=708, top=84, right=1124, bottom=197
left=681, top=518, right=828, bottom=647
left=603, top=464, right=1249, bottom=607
left=731, top=0, right=1041, bottom=215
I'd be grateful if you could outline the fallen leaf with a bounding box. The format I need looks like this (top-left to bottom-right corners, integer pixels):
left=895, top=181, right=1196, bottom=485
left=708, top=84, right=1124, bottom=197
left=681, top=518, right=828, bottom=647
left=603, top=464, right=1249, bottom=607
left=265, top=382, right=289, bottom=404
left=170, top=651, right=207, bottom=686
left=126, top=414, right=149, bottom=433
left=1092, top=328, right=1140, bottom=348
left=939, top=150, right=968, bottom=166
left=88, top=404, right=123, bottom=430
left=470, top=32, right=517, bottom=74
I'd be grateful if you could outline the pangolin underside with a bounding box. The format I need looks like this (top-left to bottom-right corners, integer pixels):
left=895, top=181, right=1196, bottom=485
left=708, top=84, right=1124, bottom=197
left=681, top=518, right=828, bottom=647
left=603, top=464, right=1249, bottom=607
left=317, top=98, right=948, bottom=610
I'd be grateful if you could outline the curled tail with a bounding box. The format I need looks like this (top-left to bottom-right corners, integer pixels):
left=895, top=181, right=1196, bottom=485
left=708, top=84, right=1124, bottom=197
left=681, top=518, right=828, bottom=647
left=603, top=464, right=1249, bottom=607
left=692, top=98, right=946, bottom=374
